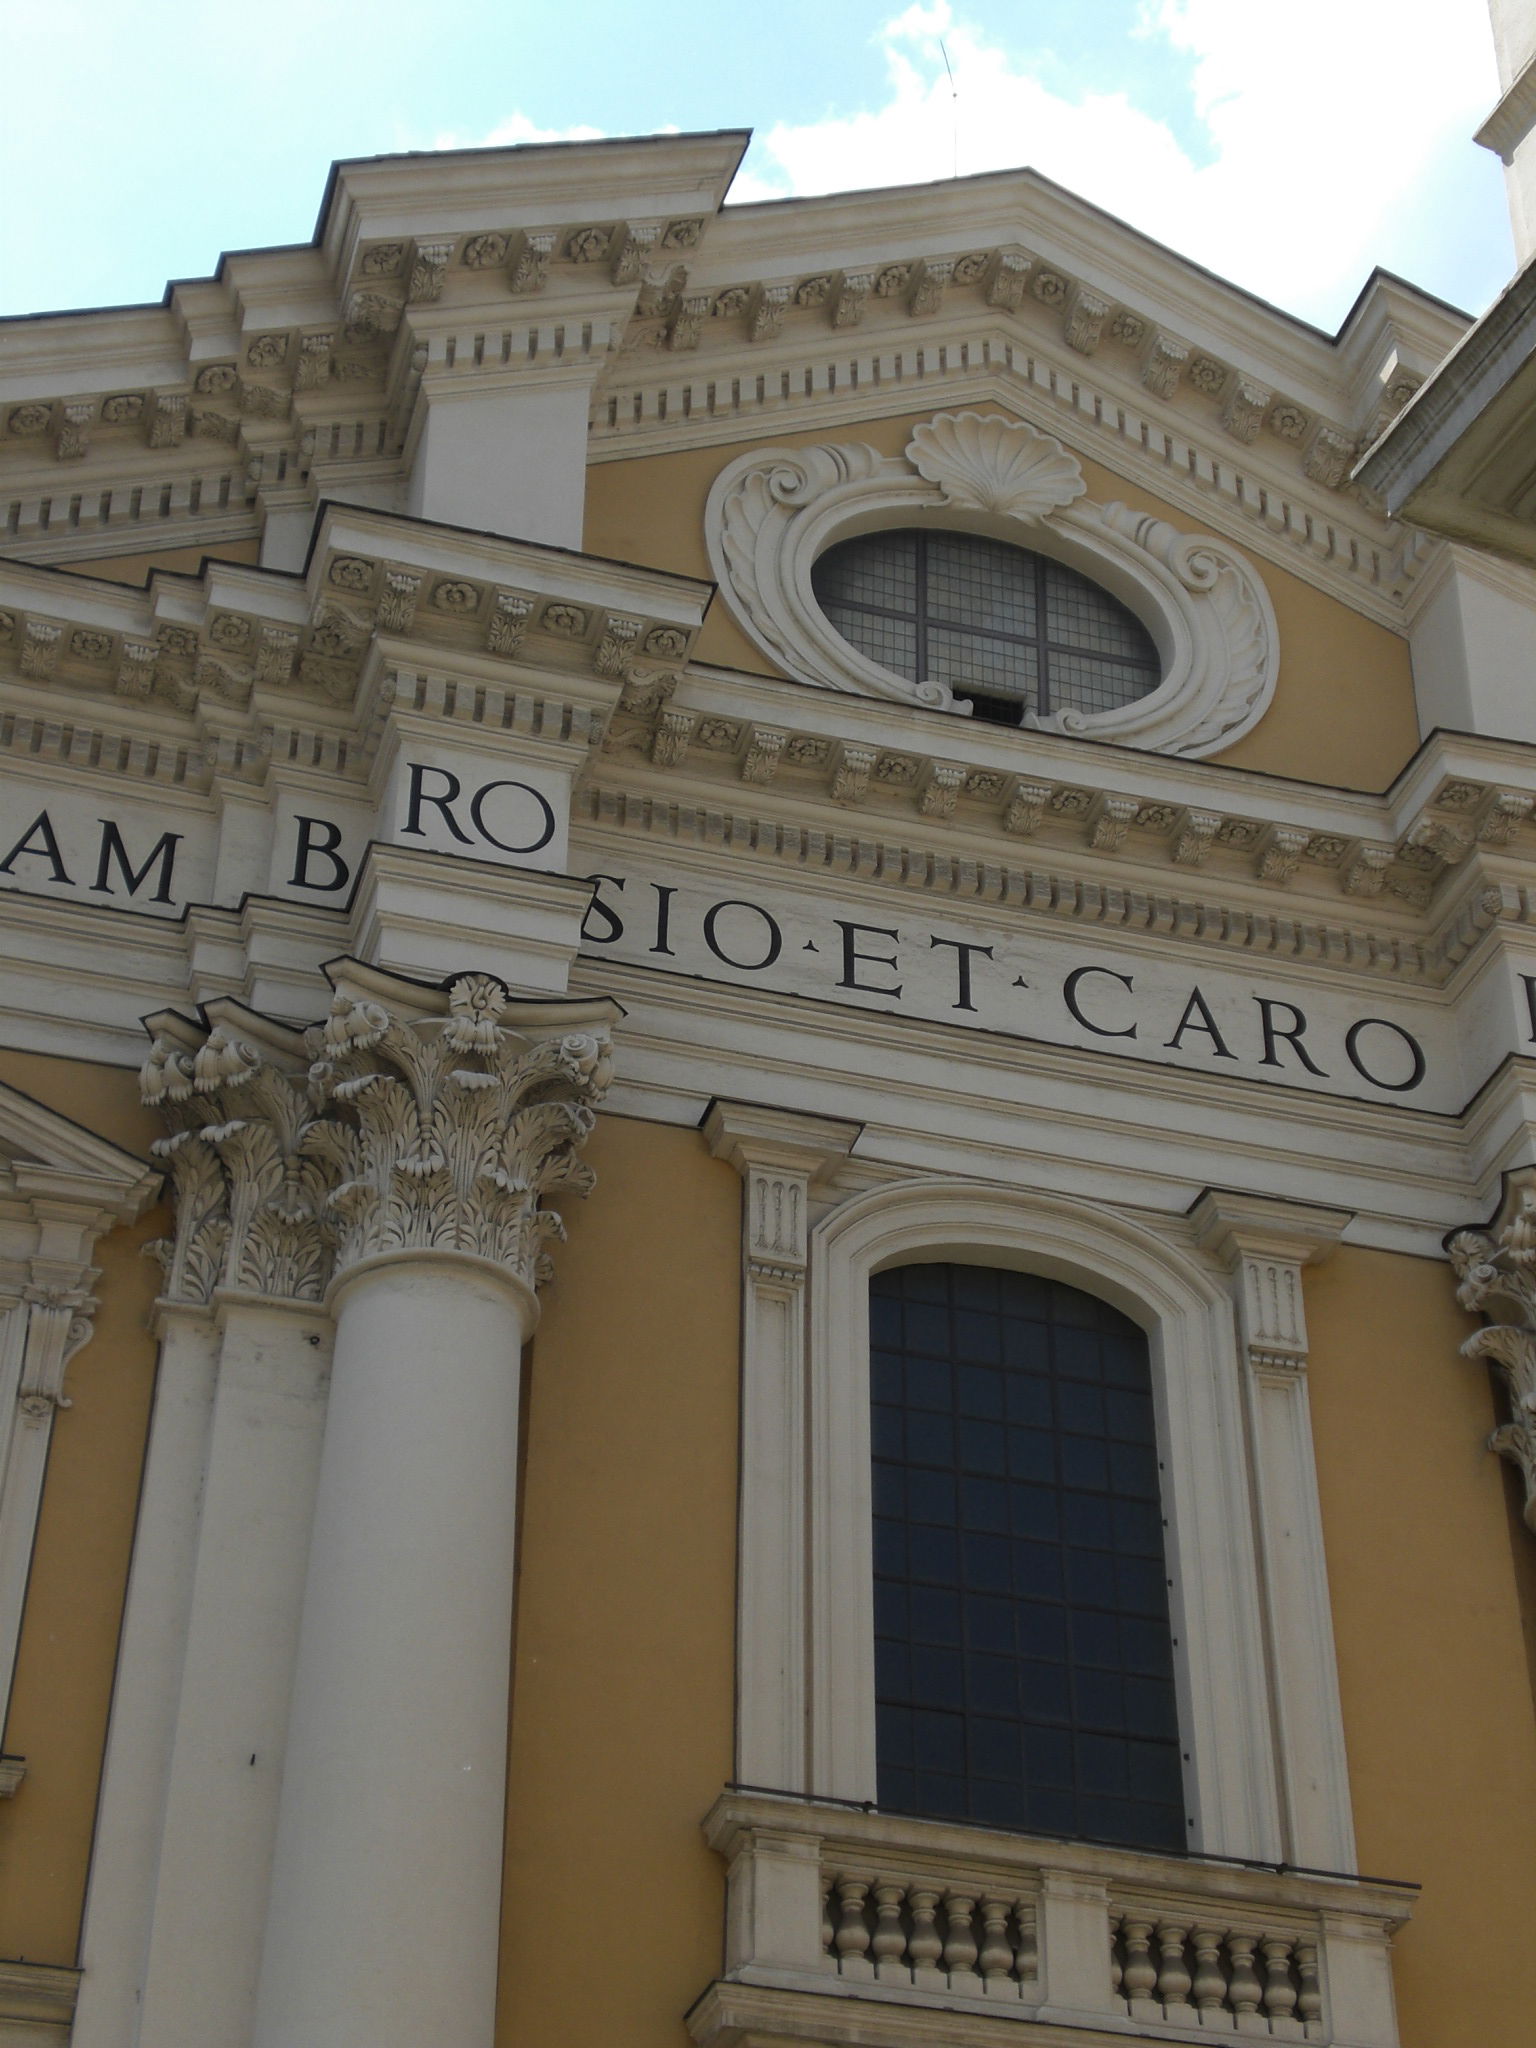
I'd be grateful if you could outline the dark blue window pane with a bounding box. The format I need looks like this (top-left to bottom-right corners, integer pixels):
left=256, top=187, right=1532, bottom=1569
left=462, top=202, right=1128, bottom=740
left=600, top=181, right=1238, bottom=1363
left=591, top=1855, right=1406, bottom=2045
left=907, top=1469, right=956, bottom=1525
left=971, top=1716, right=1024, bottom=1776
left=872, top=1404, right=904, bottom=1458
left=962, top=1475, right=1009, bottom=1532
left=967, top=1653, right=1019, bottom=1716
left=958, top=1418, right=1007, bottom=1473
left=912, top=1709, right=964, bottom=1771
left=958, top=1365, right=1005, bottom=1418
left=909, top=1526, right=958, bottom=1582
left=912, top=1645, right=965, bottom=1707
left=1060, top=1437, right=1109, bottom=1490
left=962, top=1530, right=1011, bottom=1590
left=872, top=1261, right=1183, bottom=1856
left=1007, top=1428, right=1055, bottom=1483
left=955, top=1311, right=1001, bottom=1362
left=966, top=1595, right=1015, bottom=1653
left=908, top=1412, right=954, bottom=1465
left=910, top=1585, right=961, bottom=1645
left=874, top=1581, right=908, bottom=1637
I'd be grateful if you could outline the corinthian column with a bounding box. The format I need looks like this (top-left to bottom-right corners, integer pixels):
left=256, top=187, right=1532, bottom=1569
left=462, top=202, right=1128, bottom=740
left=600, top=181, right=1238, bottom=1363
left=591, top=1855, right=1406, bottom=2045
left=250, top=962, right=614, bottom=2048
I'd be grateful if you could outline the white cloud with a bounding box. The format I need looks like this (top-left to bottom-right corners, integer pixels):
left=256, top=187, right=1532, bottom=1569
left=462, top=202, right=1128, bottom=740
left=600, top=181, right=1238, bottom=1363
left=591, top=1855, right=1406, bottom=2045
left=730, top=0, right=1509, bottom=326
left=435, top=113, right=608, bottom=151
left=450, top=1, right=1509, bottom=327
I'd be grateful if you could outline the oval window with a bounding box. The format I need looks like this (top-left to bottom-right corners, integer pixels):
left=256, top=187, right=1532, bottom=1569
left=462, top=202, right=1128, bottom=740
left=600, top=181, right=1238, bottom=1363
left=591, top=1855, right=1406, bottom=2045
left=811, top=528, right=1161, bottom=727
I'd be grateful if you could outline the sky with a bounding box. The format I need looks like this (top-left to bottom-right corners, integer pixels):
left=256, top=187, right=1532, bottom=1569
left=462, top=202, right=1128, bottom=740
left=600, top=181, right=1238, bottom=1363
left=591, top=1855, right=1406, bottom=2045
left=0, top=0, right=1513, bottom=333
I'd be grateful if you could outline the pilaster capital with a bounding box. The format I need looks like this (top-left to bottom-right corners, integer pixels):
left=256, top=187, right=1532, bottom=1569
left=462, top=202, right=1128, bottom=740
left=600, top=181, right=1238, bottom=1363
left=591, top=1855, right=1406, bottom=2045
left=702, top=1101, right=861, bottom=1284
left=1189, top=1189, right=1352, bottom=1381
left=1447, top=1166, right=1536, bottom=1534
left=142, top=960, right=619, bottom=1308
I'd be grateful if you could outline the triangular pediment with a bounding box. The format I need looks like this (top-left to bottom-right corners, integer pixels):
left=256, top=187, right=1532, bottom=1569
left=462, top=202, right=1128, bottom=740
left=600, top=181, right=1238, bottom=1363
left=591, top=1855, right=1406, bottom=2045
left=0, top=1079, right=159, bottom=1220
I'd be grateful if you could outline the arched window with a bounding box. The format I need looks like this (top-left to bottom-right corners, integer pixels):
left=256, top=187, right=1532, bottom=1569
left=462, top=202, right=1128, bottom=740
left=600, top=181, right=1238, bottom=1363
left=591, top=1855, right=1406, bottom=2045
left=811, top=528, right=1161, bottom=727
left=869, top=1259, right=1185, bottom=1854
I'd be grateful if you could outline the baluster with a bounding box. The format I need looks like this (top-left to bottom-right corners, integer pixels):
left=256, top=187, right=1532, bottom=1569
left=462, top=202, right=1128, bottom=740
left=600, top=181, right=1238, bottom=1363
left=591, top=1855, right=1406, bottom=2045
left=907, top=1887, right=945, bottom=1986
left=834, top=1877, right=872, bottom=1978
left=1121, top=1915, right=1158, bottom=2009
left=978, top=1894, right=1014, bottom=1994
left=1226, top=1932, right=1263, bottom=2019
left=871, top=1882, right=908, bottom=1982
left=1294, top=1940, right=1323, bottom=2030
left=820, top=1878, right=835, bottom=1959
left=1110, top=1918, right=1124, bottom=1998
left=1261, top=1935, right=1299, bottom=2025
left=1191, top=1926, right=1227, bottom=2013
left=1015, top=1902, right=1039, bottom=1985
left=943, top=1892, right=979, bottom=1987
left=1156, top=1919, right=1193, bottom=2017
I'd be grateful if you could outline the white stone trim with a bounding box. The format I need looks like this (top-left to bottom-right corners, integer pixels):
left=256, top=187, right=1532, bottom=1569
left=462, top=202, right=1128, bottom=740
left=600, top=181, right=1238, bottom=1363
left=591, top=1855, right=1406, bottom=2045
left=1191, top=1190, right=1359, bottom=1873
left=704, top=411, right=1280, bottom=757
left=801, top=1176, right=1286, bottom=1864
left=703, top=1101, right=863, bottom=1793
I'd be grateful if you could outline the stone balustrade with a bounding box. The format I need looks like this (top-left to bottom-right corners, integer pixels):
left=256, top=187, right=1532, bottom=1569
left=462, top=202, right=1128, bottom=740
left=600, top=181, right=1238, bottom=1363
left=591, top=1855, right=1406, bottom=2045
left=695, top=1791, right=1415, bottom=2047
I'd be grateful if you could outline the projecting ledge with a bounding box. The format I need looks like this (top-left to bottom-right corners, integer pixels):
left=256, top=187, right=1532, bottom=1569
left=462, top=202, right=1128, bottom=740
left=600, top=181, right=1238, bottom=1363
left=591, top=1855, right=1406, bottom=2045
left=693, top=1792, right=1415, bottom=2048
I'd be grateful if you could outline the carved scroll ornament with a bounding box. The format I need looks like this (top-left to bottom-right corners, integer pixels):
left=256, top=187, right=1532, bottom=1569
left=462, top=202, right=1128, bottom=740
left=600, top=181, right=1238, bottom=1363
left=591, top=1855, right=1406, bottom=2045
left=1447, top=1169, right=1536, bottom=1533
left=704, top=410, right=1279, bottom=758
left=141, top=965, right=615, bottom=1308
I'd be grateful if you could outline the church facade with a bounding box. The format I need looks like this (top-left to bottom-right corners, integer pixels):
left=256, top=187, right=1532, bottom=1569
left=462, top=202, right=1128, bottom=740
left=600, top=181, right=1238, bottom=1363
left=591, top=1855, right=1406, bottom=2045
left=0, top=119, right=1534, bottom=2048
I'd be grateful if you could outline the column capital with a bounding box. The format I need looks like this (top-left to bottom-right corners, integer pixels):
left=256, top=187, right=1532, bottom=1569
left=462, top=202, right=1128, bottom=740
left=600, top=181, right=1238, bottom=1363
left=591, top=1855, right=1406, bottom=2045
left=1448, top=1166, right=1536, bottom=1534
left=141, top=959, right=619, bottom=1308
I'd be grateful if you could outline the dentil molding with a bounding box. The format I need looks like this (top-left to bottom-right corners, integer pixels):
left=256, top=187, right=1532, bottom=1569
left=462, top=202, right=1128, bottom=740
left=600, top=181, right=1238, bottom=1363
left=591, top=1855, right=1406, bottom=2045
left=705, top=411, right=1279, bottom=758
left=141, top=961, right=618, bottom=1309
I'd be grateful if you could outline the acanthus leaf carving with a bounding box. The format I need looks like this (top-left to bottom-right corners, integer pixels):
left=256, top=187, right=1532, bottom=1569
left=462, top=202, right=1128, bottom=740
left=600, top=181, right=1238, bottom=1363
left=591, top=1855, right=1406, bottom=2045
left=1448, top=1176, right=1536, bottom=1533
left=141, top=972, right=613, bottom=1307
left=307, top=972, right=611, bottom=1288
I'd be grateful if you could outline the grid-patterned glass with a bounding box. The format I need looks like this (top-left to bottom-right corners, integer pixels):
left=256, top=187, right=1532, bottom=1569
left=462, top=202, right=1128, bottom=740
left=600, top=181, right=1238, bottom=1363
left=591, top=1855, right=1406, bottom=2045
left=870, top=1261, right=1186, bottom=1854
left=811, top=529, right=1160, bottom=723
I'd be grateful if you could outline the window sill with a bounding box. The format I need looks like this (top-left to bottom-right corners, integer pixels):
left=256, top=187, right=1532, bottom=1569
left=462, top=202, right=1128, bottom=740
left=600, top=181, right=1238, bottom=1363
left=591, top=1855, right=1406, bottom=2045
left=695, top=1791, right=1415, bottom=2046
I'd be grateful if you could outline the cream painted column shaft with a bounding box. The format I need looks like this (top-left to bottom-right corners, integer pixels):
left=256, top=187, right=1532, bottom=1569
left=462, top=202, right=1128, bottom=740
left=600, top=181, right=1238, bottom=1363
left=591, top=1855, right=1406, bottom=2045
left=1192, top=1190, right=1357, bottom=1873
left=134, top=1297, right=330, bottom=2048
left=243, top=961, right=616, bottom=2048
left=250, top=1257, right=528, bottom=2047
left=704, top=1103, right=860, bottom=1796
left=70, top=1309, right=218, bottom=2048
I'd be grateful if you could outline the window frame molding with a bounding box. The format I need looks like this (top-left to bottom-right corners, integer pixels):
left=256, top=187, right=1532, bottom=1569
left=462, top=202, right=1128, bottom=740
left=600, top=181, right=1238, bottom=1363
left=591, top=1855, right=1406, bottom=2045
left=804, top=1176, right=1287, bottom=1865
left=703, top=409, right=1280, bottom=759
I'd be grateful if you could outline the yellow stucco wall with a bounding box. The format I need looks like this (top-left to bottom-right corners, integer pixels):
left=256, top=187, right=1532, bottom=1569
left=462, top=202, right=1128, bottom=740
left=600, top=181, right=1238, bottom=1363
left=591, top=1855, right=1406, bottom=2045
left=584, top=413, right=1420, bottom=795
left=497, top=1113, right=740, bottom=2045
left=0, top=1049, right=164, bottom=1968
left=1305, top=1245, right=1536, bottom=2048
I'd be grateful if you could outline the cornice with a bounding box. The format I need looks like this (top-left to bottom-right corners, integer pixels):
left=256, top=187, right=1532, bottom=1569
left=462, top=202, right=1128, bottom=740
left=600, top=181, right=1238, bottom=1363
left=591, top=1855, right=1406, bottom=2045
left=0, top=140, right=1461, bottom=628
left=587, top=665, right=1536, bottom=959
left=0, top=505, right=711, bottom=787
left=1475, top=57, right=1536, bottom=163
